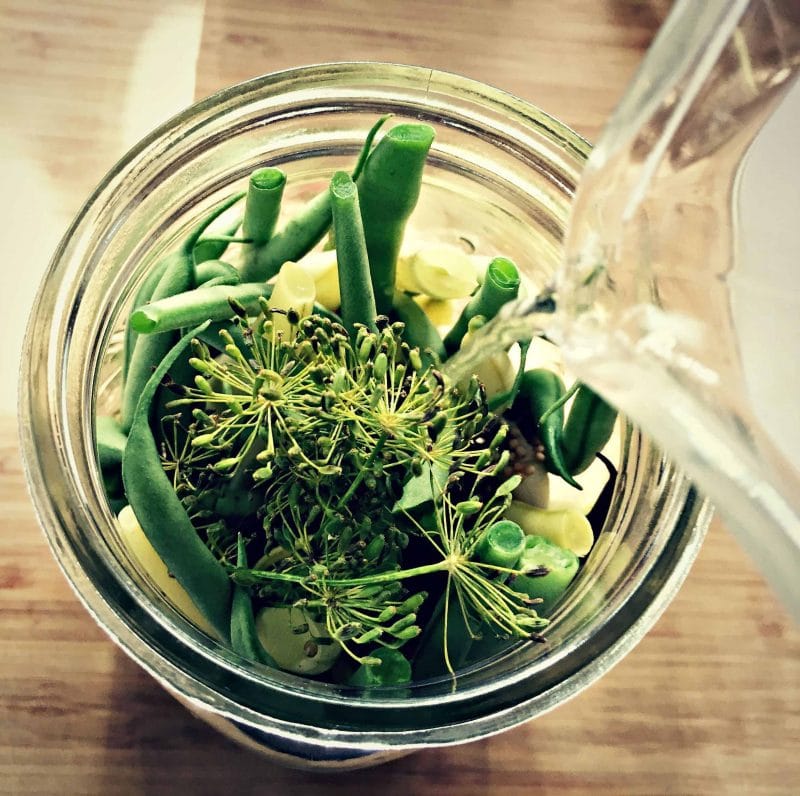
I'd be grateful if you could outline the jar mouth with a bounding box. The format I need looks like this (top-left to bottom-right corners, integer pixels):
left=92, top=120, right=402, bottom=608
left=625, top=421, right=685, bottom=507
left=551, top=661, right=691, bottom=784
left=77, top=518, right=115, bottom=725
left=19, top=62, right=710, bottom=750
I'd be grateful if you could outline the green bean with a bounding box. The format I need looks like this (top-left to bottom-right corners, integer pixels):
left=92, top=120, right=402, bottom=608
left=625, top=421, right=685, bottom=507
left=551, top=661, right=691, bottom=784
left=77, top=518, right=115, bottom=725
left=96, top=415, right=127, bottom=469
left=122, top=322, right=232, bottom=640
left=152, top=339, right=198, bottom=432
left=241, top=115, right=391, bottom=282
left=102, top=464, right=122, bottom=495
left=466, top=531, right=570, bottom=666
left=472, top=520, right=526, bottom=569
left=101, top=462, right=127, bottom=514
left=104, top=486, right=128, bottom=516
left=97, top=431, right=127, bottom=514
left=198, top=275, right=233, bottom=289
left=561, top=384, right=618, bottom=475
left=513, top=369, right=581, bottom=489
left=347, top=647, right=411, bottom=687
left=123, top=193, right=246, bottom=380
left=413, top=520, right=525, bottom=679
left=195, top=259, right=240, bottom=286
left=443, top=257, right=521, bottom=355
left=330, top=171, right=377, bottom=335
left=357, top=123, right=435, bottom=315
left=193, top=217, right=244, bottom=265
left=391, top=291, right=446, bottom=366
left=122, top=253, right=194, bottom=431
left=182, top=191, right=246, bottom=256
left=95, top=416, right=129, bottom=513
left=130, top=282, right=274, bottom=334
left=241, top=188, right=330, bottom=282
left=351, top=114, right=393, bottom=182
left=509, top=534, right=579, bottom=616
left=123, top=259, right=168, bottom=382
left=134, top=283, right=342, bottom=337
left=231, top=535, right=277, bottom=666
left=243, top=167, right=286, bottom=247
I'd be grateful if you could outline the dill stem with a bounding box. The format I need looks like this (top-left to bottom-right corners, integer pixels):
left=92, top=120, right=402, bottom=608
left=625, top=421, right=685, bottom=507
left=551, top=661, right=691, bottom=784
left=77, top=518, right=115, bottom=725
left=241, top=559, right=449, bottom=588
left=335, top=432, right=388, bottom=509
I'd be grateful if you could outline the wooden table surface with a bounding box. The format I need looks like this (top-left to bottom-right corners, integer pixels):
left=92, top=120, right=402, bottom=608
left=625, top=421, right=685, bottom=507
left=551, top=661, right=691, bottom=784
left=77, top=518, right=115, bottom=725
left=2, top=1, right=799, bottom=793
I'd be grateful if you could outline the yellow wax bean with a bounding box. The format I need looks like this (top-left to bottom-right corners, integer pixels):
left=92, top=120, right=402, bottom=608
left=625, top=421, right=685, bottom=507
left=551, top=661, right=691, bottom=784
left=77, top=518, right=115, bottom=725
left=512, top=460, right=550, bottom=509
left=459, top=328, right=515, bottom=399
left=270, top=260, right=316, bottom=338
left=504, top=501, right=594, bottom=557
left=298, top=249, right=341, bottom=310
left=116, top=505, right=218, bottom=638
left=415, top=296, right=458, bottom=330
left=397, top=243, right=479, bottom=300
left=254, top=606, right=341, bottom=675
left=547, top=456, right=612, bottom=515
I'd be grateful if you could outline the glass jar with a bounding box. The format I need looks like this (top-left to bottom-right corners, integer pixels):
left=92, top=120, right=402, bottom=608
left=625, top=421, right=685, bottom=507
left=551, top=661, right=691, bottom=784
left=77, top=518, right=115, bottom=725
left=19, top=63, right=710, bottom=771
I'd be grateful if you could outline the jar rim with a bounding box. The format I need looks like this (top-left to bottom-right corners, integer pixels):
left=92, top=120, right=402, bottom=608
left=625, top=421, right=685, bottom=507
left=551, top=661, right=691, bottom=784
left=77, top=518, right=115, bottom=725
left=19, top=61, right=709, bottom=750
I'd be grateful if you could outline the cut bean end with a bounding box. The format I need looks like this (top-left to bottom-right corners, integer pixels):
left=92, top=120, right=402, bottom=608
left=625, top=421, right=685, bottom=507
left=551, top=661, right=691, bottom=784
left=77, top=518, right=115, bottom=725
left=330, top=171, right=358, bottom=200
left=250, top=167, right=286, bottom=191
left=129, top=309, right=157, bottom=334
left=487, top=257, right=521, bottom=290
left=387, top=123, right=436, bottom=148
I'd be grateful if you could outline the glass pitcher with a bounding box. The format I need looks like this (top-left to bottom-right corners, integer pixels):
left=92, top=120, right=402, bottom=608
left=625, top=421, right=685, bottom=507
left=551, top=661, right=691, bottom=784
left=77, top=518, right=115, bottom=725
left=544, top=0, right=800, bottom=619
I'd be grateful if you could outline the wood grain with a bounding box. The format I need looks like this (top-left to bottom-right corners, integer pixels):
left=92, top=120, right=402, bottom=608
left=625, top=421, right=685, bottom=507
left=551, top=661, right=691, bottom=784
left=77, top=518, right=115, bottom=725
left=3, top=1, right=800, bottom=794
left=196, top=0, right=672, bottom=142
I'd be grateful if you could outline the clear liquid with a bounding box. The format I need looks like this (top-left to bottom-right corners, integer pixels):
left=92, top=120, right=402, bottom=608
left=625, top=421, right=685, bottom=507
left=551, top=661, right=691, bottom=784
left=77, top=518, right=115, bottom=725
left=563, top=324, right=800, bottom=624
left=446, top=0, right=800, bottom=620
